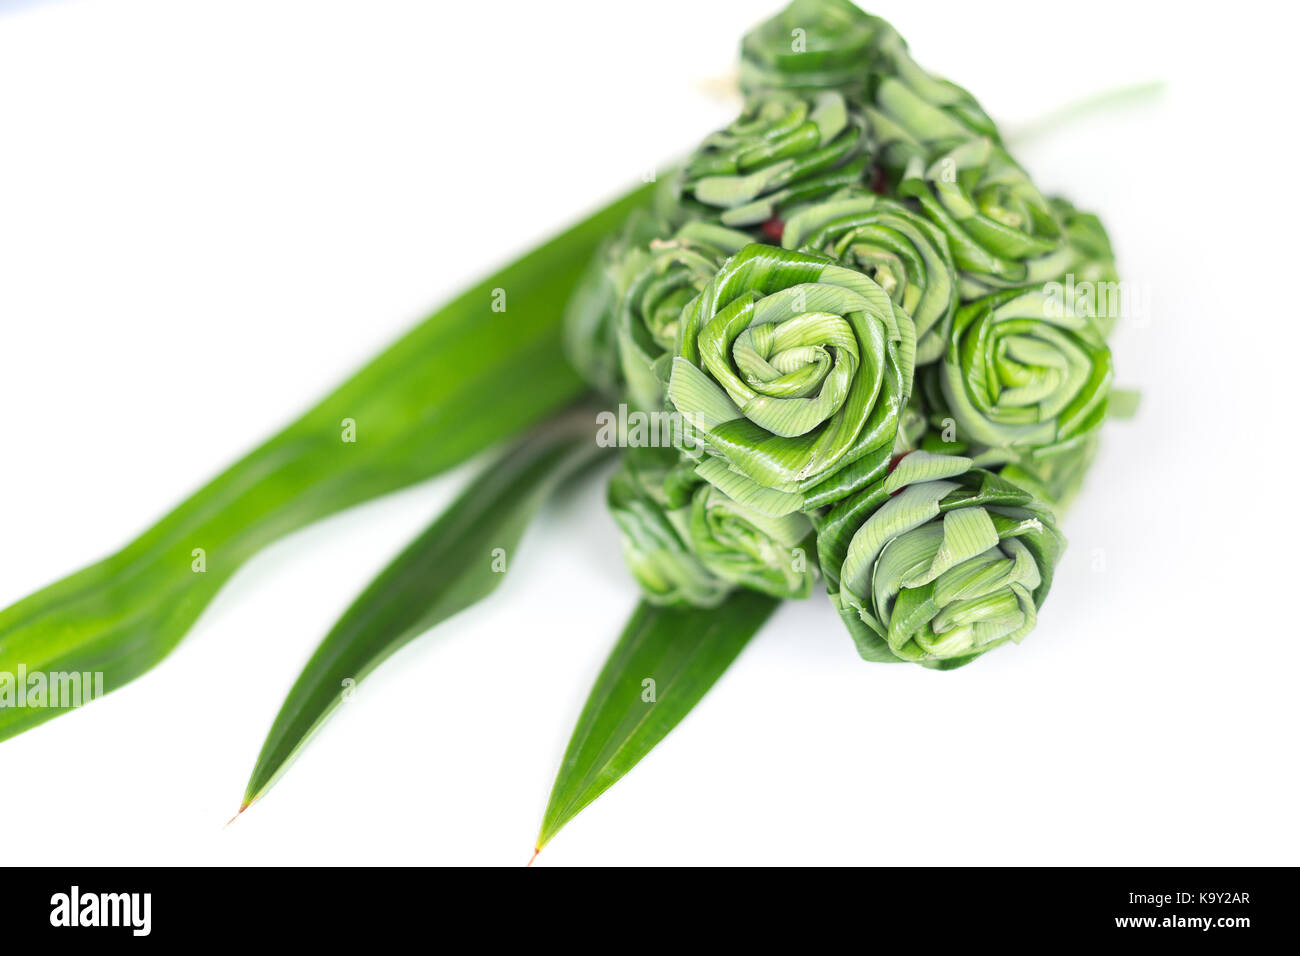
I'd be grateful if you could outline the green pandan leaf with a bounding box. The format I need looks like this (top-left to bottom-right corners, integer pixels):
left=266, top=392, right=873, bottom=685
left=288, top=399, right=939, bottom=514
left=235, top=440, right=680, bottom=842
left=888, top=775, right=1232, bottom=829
left=535, top=590, right=778, bottom=856
left=239, top=408, right=608, bottom=813
left=0, top=182, right=653, bottom=744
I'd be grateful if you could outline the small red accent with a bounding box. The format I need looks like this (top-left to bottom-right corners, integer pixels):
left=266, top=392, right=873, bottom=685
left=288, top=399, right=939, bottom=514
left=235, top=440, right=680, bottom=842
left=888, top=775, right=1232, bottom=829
left=886, top=451, right=911, bottom=496
left=869, top=165, right=888, bottom=195
left=760, top=217, right=785, bottom=242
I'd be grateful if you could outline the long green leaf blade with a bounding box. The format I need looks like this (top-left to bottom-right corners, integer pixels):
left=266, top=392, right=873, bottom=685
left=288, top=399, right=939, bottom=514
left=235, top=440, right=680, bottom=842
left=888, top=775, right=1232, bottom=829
left=537, top=590, right=779, bottom=854
left=0, top=182, right=653, bottom=744
left=241, top=409, right=607, bottom=811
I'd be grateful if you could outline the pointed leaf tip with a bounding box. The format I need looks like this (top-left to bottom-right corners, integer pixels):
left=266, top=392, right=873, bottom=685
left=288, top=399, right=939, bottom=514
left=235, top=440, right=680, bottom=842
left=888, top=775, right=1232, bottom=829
left=240, top=410, right=608, bottom=809
left=536, top=590, right=778, bottom=847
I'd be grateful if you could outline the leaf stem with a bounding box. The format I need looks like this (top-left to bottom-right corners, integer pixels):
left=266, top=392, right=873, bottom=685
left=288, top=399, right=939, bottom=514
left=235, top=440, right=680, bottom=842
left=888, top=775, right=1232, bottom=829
left=1004, top=80, right=1165, bottom=146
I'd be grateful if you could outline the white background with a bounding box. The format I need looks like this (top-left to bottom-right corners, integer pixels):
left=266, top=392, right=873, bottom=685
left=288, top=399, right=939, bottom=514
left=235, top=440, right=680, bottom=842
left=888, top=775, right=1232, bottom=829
left=1, top=0, right=1295, bottom=866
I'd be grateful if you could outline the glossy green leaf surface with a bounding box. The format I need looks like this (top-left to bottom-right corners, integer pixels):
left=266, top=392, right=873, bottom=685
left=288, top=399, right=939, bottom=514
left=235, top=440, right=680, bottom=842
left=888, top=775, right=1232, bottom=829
left=537, top=589, right=778, bottom=852
left=242, top=409, right=608, bottom=809
left=0, top=182, right=653, bottom=743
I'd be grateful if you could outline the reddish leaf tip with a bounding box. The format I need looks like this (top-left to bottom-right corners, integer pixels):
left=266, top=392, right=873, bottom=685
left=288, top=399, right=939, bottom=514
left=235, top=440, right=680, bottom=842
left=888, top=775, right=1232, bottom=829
left=224, top=802, right=251, bottom=829
left=527, top=847, right=541, bottom=867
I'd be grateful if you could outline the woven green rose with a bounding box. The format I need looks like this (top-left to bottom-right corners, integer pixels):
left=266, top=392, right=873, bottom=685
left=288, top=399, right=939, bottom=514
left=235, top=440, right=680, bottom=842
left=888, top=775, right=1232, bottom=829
left=670, top=90, right=870, bottom=229
left=900, top=138, right=1071, bottom=297
left=1051, top=196, right=1123, bottom=339
left=931, top=287, right=1113, bottom=456
left=816, top=450, right=1065, bottom=668
left=686, top=476, right=816, bottom=600
left=903, top=384, right=1110, bottom=515
left=738, top=0, right=886, bottom=100
left=562, top=210, right=671, bottom=395
left=616, top=221, right=752, bottom=411
left=607, top=447, right=733, bottom=608
left=863, top=23, right=1001, bottom=177
left=666, top=243, right=915, bottom=516
left=995, top=437, right=1100, bottom=515
left=608, top=447, right=815, bottom=605
left=781, top=187, right=956, bottom=364
left=738, top=2, right=999, bottom=174
left=908, top=414, right=1103, bottom=515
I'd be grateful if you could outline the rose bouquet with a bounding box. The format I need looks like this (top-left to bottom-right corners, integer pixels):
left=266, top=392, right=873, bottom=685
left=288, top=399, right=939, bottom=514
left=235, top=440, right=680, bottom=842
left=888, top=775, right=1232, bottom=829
left=0, top=0, right=1134, bottom=859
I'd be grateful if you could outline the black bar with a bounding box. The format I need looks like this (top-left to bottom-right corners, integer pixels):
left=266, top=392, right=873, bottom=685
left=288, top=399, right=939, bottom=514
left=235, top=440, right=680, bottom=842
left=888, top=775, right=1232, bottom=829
left=0, top=866, right=1283, bottom=942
